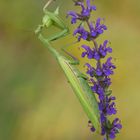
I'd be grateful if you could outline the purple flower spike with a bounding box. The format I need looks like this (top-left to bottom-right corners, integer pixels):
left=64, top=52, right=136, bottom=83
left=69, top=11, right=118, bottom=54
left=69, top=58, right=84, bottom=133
left=68, top=0, right=122, bottom=139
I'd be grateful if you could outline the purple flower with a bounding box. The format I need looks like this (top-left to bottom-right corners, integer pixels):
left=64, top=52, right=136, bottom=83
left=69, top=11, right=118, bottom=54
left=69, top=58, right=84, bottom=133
left=77, top=0, right=96, bottom=17
left=67, top=11, right=79, bottom=24
left=91, top=82, right=105, bottom=100
left=109, top=118, right=122, bottom=139
left=85, top=63, right=95, bottom=77
left=88, top=120, right=96, bottom=132
left=81, top=45, right=93, bottom=58
left=74, top=26, right=88, bottom=41
left=98, top=95, right=116, bottom=115
left=112, top=118, right=122, bottom=129
left=89, top=18, right=107, bottom=38
left=67, top=0, right=96, bottom=23
left=96, top=67, right=102, bottom=76
left=81, top=45, right=100, bottom=60
left=106, top=102, right=117, bottom=115
left=102, top=57, right=116, bottom=76
left=96, top=62, right=102, bottom=76
left=108, top=96, right=116, bottom=102
left=93, top=50, right=100, bottom=60
left=100, top=112, right=106, bottom=123
left=102, top=77, right=112, bottom=87
left=99, top=40, right=112, bottom=58
left=81, top=41, right=112, bottom=60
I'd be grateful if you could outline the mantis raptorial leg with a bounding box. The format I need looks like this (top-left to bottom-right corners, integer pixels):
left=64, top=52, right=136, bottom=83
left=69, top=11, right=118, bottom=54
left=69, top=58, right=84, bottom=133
left=35, top=0, right=69, bottom=40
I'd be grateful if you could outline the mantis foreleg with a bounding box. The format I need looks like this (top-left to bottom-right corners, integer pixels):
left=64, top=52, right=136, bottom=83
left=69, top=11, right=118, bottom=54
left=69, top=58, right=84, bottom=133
left=35, top=0, right=69, bottom=41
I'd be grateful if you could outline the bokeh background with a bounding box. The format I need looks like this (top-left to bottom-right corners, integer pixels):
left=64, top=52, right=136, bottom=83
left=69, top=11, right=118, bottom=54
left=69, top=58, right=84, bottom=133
left=0, top=0, right=140, bottom=140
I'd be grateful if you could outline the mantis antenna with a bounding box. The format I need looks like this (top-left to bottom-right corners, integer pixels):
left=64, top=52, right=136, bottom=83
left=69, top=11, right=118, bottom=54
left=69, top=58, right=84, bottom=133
left=43, top=0, right=56, bottom=11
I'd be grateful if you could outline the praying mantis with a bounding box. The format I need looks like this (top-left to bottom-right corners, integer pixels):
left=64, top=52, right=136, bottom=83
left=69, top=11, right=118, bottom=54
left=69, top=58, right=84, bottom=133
left=35, top=0, right=100, bottom=132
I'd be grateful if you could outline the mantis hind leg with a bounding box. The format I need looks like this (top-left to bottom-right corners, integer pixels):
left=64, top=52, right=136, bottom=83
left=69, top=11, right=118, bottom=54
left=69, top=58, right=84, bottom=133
left=36, top=24, right=69, bottom=46
left=61, top=41, right=89, bottom=79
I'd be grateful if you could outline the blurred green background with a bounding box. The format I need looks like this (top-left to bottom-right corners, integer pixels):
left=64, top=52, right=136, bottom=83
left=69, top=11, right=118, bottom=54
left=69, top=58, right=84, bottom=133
left=0, top=0, right=140, bottom=140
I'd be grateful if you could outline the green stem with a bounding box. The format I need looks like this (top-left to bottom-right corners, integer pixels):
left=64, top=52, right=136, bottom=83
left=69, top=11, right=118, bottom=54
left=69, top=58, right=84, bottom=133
left=106, top=133, right=110, bottom=140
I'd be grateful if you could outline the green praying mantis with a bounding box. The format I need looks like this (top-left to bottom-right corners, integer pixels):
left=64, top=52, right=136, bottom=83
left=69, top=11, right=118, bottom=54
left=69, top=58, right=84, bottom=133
left=35, top=0, right=100, bottom=132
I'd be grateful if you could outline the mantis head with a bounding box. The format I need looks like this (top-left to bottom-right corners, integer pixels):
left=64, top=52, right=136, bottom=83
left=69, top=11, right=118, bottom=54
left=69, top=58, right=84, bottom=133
left=42, top=6, right=59, bottom=28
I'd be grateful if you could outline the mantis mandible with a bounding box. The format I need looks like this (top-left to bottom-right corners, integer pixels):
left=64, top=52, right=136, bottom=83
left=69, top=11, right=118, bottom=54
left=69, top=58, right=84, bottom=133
left=35, top=0, right=100, bottom=132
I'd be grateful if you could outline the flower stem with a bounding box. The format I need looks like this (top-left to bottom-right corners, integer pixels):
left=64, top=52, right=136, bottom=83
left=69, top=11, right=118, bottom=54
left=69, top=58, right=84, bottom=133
left=106, top=133, right=110, bottom=140
left=86, top=20, right=102, bottom=68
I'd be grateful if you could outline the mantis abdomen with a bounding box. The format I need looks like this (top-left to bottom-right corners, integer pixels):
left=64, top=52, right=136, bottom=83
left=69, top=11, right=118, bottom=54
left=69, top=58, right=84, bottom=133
left=58, top=56, right=100, bottom=132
